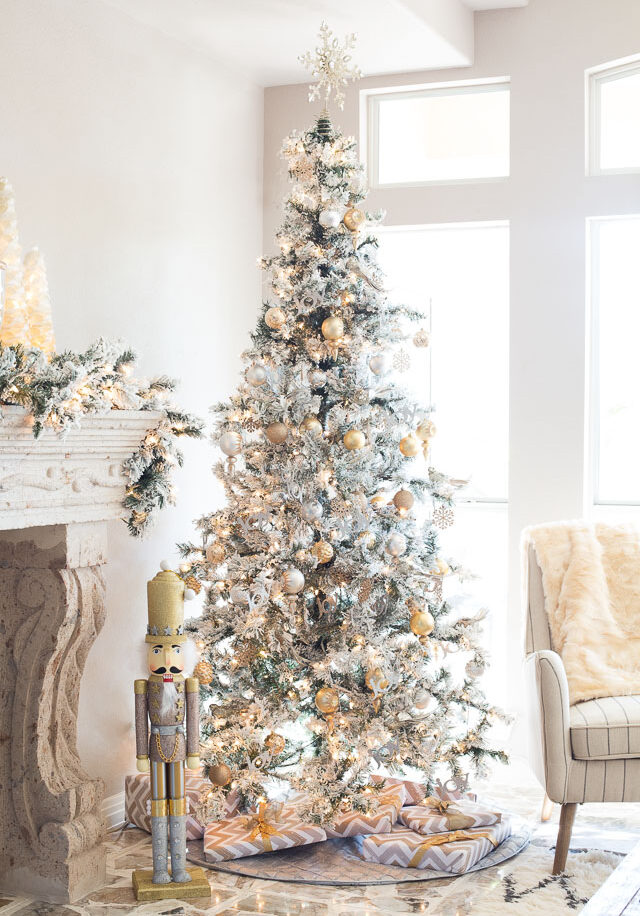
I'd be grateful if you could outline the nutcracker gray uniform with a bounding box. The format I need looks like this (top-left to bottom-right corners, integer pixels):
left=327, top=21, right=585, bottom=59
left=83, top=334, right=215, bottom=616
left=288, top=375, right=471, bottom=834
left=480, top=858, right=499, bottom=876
left=134, top=568, right=200, bottom=885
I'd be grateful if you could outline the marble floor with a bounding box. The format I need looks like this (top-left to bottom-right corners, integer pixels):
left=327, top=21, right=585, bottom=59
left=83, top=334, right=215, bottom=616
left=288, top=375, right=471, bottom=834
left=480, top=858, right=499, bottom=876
left=2, top=758, right=639, bottom=916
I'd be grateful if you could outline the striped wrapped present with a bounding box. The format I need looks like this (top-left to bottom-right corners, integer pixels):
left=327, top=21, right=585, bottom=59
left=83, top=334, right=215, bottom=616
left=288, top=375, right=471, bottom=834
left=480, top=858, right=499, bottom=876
left=355, top=819, right=512, bottom=874
left=203, top=802, right=327, bottom=862
left=324, top=783, right=406, bottom=838
left=370, top=775, right=428, bottom=805
left=399, top=797, right=502, bottom=834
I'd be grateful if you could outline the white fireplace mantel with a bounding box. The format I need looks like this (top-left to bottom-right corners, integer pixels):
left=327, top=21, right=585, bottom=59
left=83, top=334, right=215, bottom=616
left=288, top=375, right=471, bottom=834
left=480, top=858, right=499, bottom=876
left=0, top=407, right=162, bottom=903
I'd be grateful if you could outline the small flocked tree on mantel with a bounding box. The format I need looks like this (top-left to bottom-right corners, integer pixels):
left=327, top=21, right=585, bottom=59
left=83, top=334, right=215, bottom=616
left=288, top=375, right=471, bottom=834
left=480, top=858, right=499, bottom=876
left=181, top=24, right=506, bottom=825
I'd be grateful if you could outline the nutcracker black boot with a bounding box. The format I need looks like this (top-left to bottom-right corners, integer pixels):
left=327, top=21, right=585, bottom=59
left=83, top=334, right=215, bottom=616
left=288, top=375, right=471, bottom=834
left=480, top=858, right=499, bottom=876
left=169, top=814, right=192, bottom=882
left=150, top=814, right=171, bottom=884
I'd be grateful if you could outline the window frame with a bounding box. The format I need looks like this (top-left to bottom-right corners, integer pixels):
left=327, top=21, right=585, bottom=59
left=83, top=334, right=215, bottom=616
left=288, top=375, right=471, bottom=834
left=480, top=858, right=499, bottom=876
left=363, top=77, right=511, bottom=190
left=587, top=56, right=640, bottom=176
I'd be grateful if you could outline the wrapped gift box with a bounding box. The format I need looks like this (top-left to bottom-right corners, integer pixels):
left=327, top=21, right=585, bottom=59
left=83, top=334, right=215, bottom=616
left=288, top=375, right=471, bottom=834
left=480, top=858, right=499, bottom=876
left=125, top=772, right=240, bottom=839
left=203, top=803, right=327, bottom=862
left=370, top=775, right=427, bottom=805
left=324, top=783, right=406, bottom=838
left=398, top=798, right=502, bottom=833
left=355, top=819, right=512, bottom=874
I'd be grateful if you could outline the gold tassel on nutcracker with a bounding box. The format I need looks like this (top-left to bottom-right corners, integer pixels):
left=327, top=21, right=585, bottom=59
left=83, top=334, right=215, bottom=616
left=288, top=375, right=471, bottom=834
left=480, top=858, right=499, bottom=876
left=132, top=563, right=210, bottom=901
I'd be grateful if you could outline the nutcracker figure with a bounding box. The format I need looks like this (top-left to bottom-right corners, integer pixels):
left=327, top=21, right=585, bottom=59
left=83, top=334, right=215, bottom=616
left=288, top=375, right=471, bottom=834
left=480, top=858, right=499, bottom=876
left=132, top=565, right=209, bottom=899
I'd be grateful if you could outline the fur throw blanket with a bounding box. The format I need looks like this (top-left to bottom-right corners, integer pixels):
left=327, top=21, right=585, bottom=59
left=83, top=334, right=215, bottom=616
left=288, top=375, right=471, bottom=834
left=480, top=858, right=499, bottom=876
left=524, top=521, right=640, bottom=704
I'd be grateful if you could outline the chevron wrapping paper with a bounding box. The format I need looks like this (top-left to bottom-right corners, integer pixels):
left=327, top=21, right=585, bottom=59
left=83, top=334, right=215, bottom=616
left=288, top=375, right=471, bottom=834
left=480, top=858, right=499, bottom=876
left=355, top=819, right=513, bottom=874
left=370, top=775, right=428, bottom=805
left=125, top=773, right=208, bottom=839
left=398, top=798, right=502, bottom=834
left=324, top=783, right=406, bottom=838
left=203, top=806, right=327, bottom=862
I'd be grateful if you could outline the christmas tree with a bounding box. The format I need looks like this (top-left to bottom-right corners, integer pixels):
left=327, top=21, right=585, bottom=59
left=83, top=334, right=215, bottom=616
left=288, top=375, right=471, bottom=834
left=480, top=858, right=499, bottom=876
left=182, top=24, right=506, bottom=825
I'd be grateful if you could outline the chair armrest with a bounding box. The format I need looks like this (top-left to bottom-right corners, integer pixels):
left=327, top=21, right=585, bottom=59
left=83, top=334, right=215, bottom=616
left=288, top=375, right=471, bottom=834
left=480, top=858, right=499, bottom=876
left=524, top=649, right=573, bottom=803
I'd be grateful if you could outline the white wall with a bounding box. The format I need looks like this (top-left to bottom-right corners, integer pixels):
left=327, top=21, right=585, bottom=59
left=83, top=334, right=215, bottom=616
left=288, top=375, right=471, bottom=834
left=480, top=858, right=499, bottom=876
left=0, top=0, right=263, bottom=797
left=264, top=0, right=640, bottom=729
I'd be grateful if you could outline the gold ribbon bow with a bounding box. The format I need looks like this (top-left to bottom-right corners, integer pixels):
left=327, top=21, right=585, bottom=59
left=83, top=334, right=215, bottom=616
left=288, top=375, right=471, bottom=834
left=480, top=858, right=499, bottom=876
left=243, top=802, right=284, bottom=852
left=424, top=796, right=451, bottom=813
left=408, top=828, right=499, bottom=868
left=423, top=796, right=476, bottom=830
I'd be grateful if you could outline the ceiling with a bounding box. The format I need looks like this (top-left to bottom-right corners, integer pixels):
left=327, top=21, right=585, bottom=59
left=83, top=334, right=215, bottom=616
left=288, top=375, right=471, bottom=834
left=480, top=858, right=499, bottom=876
left=103, top=0, right=528, bottom=87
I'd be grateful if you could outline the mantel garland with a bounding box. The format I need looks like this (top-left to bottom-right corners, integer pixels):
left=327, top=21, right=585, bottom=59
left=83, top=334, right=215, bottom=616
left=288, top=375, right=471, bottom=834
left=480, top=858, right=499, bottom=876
left=0, top=338, right=203, bottom=535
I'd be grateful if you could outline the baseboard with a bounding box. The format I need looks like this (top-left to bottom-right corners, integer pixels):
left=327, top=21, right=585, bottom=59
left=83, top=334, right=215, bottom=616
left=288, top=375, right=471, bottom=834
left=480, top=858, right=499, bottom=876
left=102, top=790, right=126, bottom=830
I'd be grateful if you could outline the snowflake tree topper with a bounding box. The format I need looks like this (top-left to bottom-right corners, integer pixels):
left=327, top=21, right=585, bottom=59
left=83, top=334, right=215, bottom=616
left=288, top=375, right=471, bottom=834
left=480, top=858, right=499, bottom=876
left=299, top=22, right=362, bottom=111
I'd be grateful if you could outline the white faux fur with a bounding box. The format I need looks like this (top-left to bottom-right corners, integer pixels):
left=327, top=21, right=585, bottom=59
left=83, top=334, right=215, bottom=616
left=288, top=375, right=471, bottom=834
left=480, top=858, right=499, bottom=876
left=524, top=521, right=640, bottom=704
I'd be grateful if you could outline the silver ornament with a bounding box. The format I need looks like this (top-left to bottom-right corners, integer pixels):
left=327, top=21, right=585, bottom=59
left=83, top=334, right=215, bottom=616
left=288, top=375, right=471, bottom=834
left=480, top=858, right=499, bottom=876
left=229, top=585, right=249, bottom=604
left=368, top=353, right=388, bottom=376
left=301, top=500, right=323, bottom=523
left=385, top=533, right=407, bottom=557
left=219, top=431, right=242, bottom=457
left=309, top=369, right=327, bottom=388
left=318, top=209, right=341, bottom=228
left=245, top=364, right=267, bottom=386
left=282, top=567, right=305, bottom=594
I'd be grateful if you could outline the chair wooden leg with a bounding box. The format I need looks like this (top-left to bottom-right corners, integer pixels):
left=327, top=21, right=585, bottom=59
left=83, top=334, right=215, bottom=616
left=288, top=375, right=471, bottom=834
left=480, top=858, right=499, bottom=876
left=541, top=793, right=554, bottom=822
left=553, top=802, right=578, bottom=874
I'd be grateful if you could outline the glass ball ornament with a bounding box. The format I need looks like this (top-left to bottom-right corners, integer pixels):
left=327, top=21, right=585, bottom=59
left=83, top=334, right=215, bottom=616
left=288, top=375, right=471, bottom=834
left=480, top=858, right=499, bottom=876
left=393, top=489, right=414, bottom=511
left=229, top=585, right=249, bottom=605
left=413, top=689, right=436, bottom=714
left=399, top=434, right=421, bottom=457
left=413, top=328, right=430, bottom=348
left=343, top=429, right=366, bottom=450
left=318, top=209, right=341, bottom=229
left=385, top=533, right=407, bottom=557
left=193, top=660, right=214, bottom=685
left=315, top=687, right=340, bottom=714
left=208, top=763, right=232, bottom=786
left=300, top=416, right=323, bottom=437
left=368, top=353, right=388, bottom=375
left=321, top=315, right=344, bottom=341
left=265, top=306, right=286, bottom=330
left=357, top=530, right=376, bottom=548
left=466, top=659, right=485, bottom=678
left=301, top=500, right=323, bottom=523
left=416, top=419, right=436, bottom=441
left=309, top=369, right=327, bottom=388
left=282, top=567, right=305, bottom=594
left=220, top=431, right=242, bottom=457
left=343, top=206, right=366, bottom=231
left=205, top=542, right=225, bottom=565
left=311, top=540, right=334, bottom=564
left=410, top=609, right=435, bottom=636
left=265, top=421, right=288, bottom=444
left=245, top=363, right=267, bottom=386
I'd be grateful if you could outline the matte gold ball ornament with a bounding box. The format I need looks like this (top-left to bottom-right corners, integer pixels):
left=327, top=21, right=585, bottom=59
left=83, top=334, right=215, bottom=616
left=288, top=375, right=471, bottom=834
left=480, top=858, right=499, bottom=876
left=300, top=416, right=323, bottom=437
left=311, top=540, right=334, bottom=564
left=193, top=660, right=214, bottom=685
left=265, top=422, right=288, bottom=444
left=265, top=307, right=286, bottom=330
left=208, top=763, right=232, bottom=786
left=206, top=542, right=225, bottom=565
left=321, top=316, right=344, bottom=341
left=410, top=609, right=435, bottom=637
left=315, top=687, right=340, bottom=714
left=399, top=434, right=421, bottom=457
left=343, top=207, right=366, bottom=232
left=264, top=732, right=286, bottom=755
left=393, top=489, right=414, bottom=511
left=343, top=429, right=366, bottom=450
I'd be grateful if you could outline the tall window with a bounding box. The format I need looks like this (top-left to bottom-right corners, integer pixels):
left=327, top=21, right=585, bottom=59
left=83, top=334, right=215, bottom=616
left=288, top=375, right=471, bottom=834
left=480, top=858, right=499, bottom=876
left=366, top=80, right=510, bottom=187
left=588, top=59, right=640, bottom=174
left=377, top=223, right=509, bottom=698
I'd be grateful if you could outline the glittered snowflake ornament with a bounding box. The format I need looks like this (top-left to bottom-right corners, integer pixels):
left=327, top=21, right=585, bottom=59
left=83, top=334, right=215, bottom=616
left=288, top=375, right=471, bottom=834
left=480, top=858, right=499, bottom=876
left=299, top=22, right=363, bottom=110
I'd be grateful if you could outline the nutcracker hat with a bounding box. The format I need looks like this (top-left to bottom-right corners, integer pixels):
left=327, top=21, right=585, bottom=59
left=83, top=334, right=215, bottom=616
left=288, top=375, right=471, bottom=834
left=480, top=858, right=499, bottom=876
left=146, top=568, right=188, bottom=644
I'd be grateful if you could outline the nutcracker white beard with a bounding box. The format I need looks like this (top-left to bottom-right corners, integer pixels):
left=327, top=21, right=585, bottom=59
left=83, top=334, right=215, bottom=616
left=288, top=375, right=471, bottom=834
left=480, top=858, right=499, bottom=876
left=159, top=681, right=178, bottom=717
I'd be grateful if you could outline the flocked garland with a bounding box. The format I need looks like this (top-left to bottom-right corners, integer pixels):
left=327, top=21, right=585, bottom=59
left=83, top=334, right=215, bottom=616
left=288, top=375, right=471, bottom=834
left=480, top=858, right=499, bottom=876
left=0, top=338, right=203, bottom=535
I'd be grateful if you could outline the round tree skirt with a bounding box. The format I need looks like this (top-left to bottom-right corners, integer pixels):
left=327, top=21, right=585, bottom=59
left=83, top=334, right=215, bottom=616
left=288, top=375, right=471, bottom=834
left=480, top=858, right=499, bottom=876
left=187, top=825, right=530, bottom=885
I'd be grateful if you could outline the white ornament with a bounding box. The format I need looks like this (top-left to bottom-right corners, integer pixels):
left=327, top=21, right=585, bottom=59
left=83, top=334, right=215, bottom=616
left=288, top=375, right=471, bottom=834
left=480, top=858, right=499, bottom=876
left=393, top=349, right=411, bottom=373
left=301, top=500, right=323, bottom=523
left=220, top=431, right=242, bottom=457
left=184, top=588, right=196, bottom=601
left=309, top=369, right=327, bottom=388
left=160, top=560, right=171, bottom=571
left=368, top=353, right=388, bottom=376
left=229, top=585, right=249, bottom=605
left=282, top=567, right=305, bottom=594
left=318, top=209, right=341, bottom=229
left=299, top=21, right=363, bottom=110
left=245, top=364, right=267, bottom=386
left=385, top=533, right=407, bottom=557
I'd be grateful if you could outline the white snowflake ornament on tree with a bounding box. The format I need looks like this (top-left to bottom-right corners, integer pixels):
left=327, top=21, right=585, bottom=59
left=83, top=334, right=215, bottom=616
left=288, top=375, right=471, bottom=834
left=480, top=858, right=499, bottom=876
left=392, top=348, right=411, bottom=373
left=299, top=22, right=362, bottom=110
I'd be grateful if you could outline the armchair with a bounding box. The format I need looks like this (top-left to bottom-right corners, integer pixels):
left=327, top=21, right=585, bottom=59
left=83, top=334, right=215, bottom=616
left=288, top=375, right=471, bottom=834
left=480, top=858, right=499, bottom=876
left=524, top=542, right=640, bottom=873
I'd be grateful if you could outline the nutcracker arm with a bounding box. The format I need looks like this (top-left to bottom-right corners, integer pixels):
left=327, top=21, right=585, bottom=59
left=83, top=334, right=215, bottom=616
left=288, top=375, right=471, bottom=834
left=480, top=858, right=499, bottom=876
left=134, top=679, right=149, bottom=761
left=185, top=676, right=200, bottom=761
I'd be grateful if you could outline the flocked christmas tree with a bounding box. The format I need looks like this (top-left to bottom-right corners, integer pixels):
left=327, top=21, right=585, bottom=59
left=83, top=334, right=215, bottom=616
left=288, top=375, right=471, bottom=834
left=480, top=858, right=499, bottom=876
left=182, top=24, right=506, bottom=825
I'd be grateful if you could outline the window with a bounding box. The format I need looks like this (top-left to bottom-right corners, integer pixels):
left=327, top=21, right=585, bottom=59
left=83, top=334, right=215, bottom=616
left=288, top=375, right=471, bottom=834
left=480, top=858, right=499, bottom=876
left=588, top=59, right=640, bottom=174
left=366, top=80, right=510, bottom=187
left=377, top=223, right=509, bottom=699
left=590, top=216, right=640, bottom=506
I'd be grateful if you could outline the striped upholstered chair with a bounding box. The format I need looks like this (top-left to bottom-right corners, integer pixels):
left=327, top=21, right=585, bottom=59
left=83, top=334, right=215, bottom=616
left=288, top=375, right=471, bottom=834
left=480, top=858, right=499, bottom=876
left=524, top=542, right=640, bottom=873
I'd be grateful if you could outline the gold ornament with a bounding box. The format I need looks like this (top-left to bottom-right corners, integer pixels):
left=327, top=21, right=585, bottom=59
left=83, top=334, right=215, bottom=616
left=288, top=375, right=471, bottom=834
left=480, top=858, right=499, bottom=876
left=343, top=206, right=366, bottom=232
left=358, top=579, right=373, bottom=602
left=315, top=687, right=340, bottom=714
left=206, top=542, right=225, bottom=565
left=300, top=416, right=323, bottom=437
left=208, top=763, right=232, bottom=786
left=410, top=609, right=435, bottom=636
left=365, top=667, right=389, bottom=691
left=343, top=429, right=366, bottom=450
left=193, top=660, right=213, bottom=685
left=393, top=489, right=414, bottom=511
left=282, top=567, right=305, bottom=594
left=370, top=492, right=389, bottom=508
left=220, top=431, right=242, bottom=457
left=357, top=531, right=376, bottom=549
left=265, top=732, right=286, bottom=755
left=416, top=419, right=436, bottom=441
left=311, top=540, right=334, bottom=564
left=321, top=315, right=344, bottom=341
left=184, top=575, right=201, bottom=595
left=265, top=421, right=288, bottom=444
left=265, top=307, right=286, bottom=329
left=413, top=328, right=430, bottom=348
left=399, top=434, right=421, bottom=457
left=433, top=558, right=450, bottom=576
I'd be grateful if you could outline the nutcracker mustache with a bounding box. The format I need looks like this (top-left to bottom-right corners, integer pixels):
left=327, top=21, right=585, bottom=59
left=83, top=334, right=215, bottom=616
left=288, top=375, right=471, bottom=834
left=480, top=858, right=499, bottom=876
left=150, top=666, right=182, bottom=674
